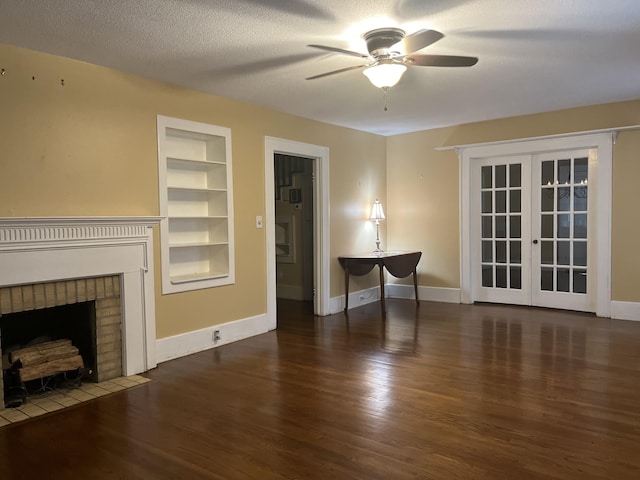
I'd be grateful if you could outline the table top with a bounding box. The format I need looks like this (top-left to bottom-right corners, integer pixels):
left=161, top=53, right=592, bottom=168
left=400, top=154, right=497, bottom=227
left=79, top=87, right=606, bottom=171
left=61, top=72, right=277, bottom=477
left=338, top=250, right=420, bottom=260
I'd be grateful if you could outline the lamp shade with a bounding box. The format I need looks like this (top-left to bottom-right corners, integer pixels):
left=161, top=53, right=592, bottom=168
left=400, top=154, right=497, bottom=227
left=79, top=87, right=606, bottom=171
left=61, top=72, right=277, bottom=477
left=369, top=199, right=385, bottom=220
left=362, top=63, right=407, bottom=88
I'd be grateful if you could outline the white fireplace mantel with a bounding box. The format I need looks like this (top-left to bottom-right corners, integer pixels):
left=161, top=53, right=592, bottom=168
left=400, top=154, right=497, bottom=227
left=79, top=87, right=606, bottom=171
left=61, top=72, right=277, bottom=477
left=0, top=216, right=161, bottom=375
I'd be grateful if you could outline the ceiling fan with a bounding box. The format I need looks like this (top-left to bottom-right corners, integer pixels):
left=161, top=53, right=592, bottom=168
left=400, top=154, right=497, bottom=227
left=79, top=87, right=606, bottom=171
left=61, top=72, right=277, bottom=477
left=306, top=27, right=478, bottom=89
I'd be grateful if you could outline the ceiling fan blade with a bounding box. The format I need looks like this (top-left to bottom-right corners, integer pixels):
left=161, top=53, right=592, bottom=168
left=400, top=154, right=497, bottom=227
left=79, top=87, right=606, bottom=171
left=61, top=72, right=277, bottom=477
left=306, top=64, right=368, bottom=80
left=394, top=29, right=444, bottom=53
left=308, top=44, right=369, bottom=58
left=404, top=54, right=478, bottom=67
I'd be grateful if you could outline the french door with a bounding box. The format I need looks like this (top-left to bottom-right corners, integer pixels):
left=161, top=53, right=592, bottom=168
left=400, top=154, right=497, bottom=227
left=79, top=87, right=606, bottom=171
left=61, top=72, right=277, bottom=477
left=473, top=149, right=595, bottom=312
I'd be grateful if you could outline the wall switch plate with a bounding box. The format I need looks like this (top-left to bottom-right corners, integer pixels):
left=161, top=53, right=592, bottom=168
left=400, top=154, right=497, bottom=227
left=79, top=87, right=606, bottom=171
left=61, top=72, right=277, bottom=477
left=256, top=216, right=263, bottom=228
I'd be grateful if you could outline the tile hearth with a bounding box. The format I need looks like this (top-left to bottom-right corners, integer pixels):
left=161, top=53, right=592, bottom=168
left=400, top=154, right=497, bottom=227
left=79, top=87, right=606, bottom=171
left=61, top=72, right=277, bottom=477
left=0, top=374, right=149, bottom=428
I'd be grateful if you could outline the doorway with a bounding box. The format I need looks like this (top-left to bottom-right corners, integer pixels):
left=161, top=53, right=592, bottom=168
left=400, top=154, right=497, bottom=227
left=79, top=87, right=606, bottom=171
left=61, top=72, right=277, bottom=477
left=472, top=149, right=594, bottom=311
left=264, top=137, right=330, bottom=326
left=274, top=154, right=314, bottom=304
left=459, top=132, right=613, bottom=316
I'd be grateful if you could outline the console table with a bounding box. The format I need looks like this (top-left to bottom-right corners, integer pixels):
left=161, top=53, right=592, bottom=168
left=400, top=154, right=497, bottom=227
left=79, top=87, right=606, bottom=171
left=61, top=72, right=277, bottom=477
left=338, top=251, right=422, bottom=314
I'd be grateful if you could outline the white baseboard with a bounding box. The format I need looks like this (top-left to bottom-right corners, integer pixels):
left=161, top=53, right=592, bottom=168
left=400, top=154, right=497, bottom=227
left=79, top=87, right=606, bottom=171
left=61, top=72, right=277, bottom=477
left=329, top=284, right=461, bottom=314
left=276, top=283, right=304, bottom=301
left=610, top=301, right=640, bottom=321
left=329, top=286, right=380, bottom=314
left=156, top=313, right=275, bottom=363
left=386, top=284, right=461, bottom=304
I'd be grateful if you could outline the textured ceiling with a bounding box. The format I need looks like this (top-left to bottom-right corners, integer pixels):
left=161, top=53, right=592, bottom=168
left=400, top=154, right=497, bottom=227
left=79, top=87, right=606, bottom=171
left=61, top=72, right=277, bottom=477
left=2, top=0, right=640, bottom=135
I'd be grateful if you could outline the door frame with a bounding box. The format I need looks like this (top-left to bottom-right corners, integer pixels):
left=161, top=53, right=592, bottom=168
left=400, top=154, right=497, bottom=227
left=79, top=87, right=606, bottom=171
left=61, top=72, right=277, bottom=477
left=458, top=132, right=613, bottom=317
left=265, top=137, right=330, bottom=325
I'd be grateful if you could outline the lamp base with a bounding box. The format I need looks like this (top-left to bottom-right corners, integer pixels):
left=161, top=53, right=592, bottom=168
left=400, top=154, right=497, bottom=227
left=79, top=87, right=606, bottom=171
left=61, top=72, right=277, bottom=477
left=373, top=240, right=383, bottom=256
left=373, top=222, right=383, bottom=255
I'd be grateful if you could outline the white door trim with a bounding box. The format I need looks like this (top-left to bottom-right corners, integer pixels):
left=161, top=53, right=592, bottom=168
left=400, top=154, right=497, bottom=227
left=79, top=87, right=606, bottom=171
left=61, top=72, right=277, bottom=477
left=458, top=132, right=612, bottom=317
left=264, top=137, right=330, bottom=324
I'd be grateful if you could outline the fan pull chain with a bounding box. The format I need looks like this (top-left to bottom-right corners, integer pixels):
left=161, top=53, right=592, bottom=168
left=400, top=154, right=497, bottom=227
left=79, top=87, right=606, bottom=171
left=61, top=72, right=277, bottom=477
left=383, top=87, right=389, bottom=112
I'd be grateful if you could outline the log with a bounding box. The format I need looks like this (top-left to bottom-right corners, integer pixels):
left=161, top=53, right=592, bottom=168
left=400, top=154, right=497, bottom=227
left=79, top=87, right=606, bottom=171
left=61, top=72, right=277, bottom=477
left=18, top=355, right=84, bottom=382
left=9, top=339, right=72, bottom=363
left=2, top=353, right=11, bottom=370
left=12, top=344, right=79, bottom=368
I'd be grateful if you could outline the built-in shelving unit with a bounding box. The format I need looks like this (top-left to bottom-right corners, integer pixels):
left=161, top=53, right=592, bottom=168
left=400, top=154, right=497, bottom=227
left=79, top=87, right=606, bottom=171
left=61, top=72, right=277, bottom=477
left=157, top=115, right=234, bottom=294
left=275, top=215, right=295, bottom=263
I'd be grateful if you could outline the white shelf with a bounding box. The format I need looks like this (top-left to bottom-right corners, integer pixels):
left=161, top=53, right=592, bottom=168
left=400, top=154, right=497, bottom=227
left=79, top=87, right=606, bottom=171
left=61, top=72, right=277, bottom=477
left=168, top=186, right=227, bottom=193
left=169, top=241, right=229, bottom=248
left=167, top=157, right=226, bottom=166
left=170, top=271, right=229, bottom=284
left=158, top=115, right=235, bottom=294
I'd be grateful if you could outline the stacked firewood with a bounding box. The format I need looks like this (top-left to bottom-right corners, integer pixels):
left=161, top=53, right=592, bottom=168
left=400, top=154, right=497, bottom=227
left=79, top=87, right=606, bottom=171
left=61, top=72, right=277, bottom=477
left=8, top=339, right=84, bottom=382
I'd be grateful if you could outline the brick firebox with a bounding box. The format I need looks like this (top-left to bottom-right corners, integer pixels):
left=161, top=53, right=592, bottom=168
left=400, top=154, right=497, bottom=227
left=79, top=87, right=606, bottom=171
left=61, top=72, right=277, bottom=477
left=0, top=275, right=123, bottom=409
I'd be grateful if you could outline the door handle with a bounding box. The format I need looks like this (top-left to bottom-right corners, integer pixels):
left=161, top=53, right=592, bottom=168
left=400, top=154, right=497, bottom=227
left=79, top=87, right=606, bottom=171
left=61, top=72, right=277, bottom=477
left=533, top=239, right=539, bottom=244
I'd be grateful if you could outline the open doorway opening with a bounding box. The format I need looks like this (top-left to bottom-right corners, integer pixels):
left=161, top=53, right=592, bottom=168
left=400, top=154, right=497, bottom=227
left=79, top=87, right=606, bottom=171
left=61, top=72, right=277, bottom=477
left=274, top=154, right=314, bottom=310
left=264, top=137, right=330, bottom=327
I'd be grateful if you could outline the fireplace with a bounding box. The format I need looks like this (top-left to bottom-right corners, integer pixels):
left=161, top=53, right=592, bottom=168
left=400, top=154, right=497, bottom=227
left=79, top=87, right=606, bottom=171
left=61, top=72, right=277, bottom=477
left=0, top=217, right=160, bottom=411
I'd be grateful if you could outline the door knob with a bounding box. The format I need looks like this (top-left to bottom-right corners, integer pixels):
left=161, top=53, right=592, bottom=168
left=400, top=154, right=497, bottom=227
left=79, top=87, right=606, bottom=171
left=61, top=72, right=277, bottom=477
left=533, top=239, right=539, bottom=244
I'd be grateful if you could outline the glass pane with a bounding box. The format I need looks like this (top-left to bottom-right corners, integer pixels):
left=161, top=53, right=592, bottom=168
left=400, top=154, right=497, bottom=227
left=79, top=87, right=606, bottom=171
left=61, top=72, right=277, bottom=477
left=558, top=159, right=571, bottom=184
left=573, top=269, right=587, bottom=294
left=542, top=161, right=554, bottom=185
left=510, top=241, right=521, bottom=263
left=482, top=216, right=492, bottom=238
left=496, top=266, right=507, bottom=288
left=541, top=267, right=554, bottom=291
left=541, top=215, right=554, bottom=238
left=495, top=165, right=507, bottom=188
left=574, top=186, right=588, bottom=211
left=557, top=187, right=571, bottom=211
left=495, top=216, right=507, bottom=238
left=557, top=268, right=570, bottom=292
left=482, top=265, right=493, bottom=287
left=482, top=191, right=492, bottom=213
left=482, top=241, right=493, bottom=262
left=496, top=241, right=507, bottom=263
left=496, top=191, right=507, bottom=213
left=509, top=190, right=521, bottom=213
left=541, top=189, right=554, bottom=212
left=574, top=242, right=587, bottom=266
left=557, top=214, right=570, bottom=238
left=541, top=241, right=554, bottom=264
left=574, top=157, right=588, bottom=184
left=510, top=267, right=521, bottom=289
left=510, top=216, right=521, bottom=238
left=557, top=241, right=570, bottom=265
left=574, top=214, right=587, bottom=239
left=509, top=164, right=521, bottom=188
left=481, top=165, right=492, bottom=189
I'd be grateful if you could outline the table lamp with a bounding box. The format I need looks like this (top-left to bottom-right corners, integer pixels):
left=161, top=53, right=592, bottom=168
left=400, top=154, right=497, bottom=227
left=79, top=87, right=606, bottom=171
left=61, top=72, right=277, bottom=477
left=369, top=199, right=385, bottom=254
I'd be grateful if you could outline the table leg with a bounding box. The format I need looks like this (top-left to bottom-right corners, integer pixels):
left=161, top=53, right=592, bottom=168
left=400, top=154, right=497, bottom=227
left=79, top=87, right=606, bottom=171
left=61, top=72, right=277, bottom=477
left=379, top=264, right=386, bottom=315
left=344, top=266, right=350, bottom=313
left=413, top=269, right=419, bottom=306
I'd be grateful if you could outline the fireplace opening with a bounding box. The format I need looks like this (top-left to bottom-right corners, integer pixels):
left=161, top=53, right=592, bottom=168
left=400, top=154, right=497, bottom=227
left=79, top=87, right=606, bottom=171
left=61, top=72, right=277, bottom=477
left=1, top=302, right=99, bottom=405
left=1, top=301, right=97, bottom=376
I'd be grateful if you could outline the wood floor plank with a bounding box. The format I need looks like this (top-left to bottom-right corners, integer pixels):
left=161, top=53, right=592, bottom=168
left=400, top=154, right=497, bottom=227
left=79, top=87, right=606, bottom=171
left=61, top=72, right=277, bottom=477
left=1, top=299, right=640, bottom=479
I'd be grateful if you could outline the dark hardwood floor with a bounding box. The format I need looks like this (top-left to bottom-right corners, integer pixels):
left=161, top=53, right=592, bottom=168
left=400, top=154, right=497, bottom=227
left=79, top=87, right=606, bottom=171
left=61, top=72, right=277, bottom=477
left=1, top=299, right=640, bottom=479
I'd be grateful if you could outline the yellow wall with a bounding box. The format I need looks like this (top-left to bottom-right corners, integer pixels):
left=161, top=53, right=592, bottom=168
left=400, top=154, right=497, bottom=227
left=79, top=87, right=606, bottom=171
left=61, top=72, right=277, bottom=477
left=3, top=42, right=639, bottom=342
left=386, top=101, right=640, bottom=302
left=0, top=44, right=386, bottom=339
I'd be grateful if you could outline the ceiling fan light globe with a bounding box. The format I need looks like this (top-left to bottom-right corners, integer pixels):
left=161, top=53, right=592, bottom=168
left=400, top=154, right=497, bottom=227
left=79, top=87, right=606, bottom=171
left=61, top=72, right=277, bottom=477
left=362, top=63, right=407, bottom=88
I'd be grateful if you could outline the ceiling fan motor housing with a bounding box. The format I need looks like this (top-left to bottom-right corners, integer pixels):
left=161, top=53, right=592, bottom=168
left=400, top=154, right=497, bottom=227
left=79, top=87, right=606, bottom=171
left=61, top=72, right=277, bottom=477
left=363, top=28, right=405, bottom=56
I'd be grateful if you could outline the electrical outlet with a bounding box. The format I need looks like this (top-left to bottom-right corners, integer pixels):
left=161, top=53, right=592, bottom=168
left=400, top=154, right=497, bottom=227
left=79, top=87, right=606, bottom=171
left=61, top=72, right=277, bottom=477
left=213, top=330, right=221, bottom=343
